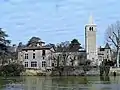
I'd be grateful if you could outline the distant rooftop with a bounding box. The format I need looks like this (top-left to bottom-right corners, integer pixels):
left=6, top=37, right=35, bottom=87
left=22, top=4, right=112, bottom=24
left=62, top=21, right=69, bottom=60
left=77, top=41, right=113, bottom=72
left=105, top=43, right=111, bottom=49
left=99, top=43, right=111, bottom=51
left=22, top=46, right=51, bottom=50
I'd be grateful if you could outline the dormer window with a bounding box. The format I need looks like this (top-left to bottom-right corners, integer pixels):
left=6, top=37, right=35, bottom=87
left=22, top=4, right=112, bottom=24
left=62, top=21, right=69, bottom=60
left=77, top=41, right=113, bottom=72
left=33, top=50, right=35, bottom=52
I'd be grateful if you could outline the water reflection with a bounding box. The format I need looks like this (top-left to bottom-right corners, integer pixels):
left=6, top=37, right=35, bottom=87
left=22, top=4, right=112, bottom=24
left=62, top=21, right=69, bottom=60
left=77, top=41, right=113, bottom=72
left=100, top=76, right=110, bottom=84
left=0, top=76, right=119, bottom=90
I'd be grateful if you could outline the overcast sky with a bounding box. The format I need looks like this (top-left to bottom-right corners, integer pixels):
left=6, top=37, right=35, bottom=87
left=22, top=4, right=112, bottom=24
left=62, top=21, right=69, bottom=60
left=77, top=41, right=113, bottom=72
left=0, top=0, right=119, bottom=47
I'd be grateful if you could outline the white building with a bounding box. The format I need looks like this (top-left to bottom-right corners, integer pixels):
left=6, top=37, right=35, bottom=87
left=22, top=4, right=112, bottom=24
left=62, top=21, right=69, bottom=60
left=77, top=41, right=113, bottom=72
left=98, top=43, right=112, bottom=65
left=18, top=40, right=55, bottom=72
left=85, top=15, right=98, bottom=65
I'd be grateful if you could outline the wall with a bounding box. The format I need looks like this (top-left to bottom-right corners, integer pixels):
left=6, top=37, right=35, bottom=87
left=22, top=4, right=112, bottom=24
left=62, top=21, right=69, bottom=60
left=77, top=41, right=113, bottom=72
left=19, top=49, right=53, bottom=71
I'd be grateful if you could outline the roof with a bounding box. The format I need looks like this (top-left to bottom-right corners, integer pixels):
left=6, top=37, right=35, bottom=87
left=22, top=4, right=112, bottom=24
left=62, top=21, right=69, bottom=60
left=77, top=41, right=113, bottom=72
left=99, top=43, right=111, bottom=51
left=98, top=53, right=104, bottom=55
left=99, top=48, right=105, bottom=51
left=22, top=46, right=51, bottom=50
left=105, top=43, right=111, bottom=49
left=85, top=14, right=96, bottom=26
left=89, top=14, right=94, bottom=24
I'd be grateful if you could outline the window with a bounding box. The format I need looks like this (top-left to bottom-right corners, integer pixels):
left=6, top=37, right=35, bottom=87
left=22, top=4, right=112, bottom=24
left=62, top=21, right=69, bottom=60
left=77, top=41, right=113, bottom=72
left=31, top=61, right=37, bottom=67
left=107, top=55, right=109, bottom=58
left=89, top=27, right=93, bottom=31
left=107, top=51, right=109, bottom=53
left=42, top=61, right=46, bottom=67
left=52, top=63, right=54, bottom=67
left=25, top=54, right=28, bottom=59
left=89, top=27, right=92, bottom=31
left=42, top=50, right=46, bottom=56
left=92, top=27, right=93, bottom=31
left=33, top=53, right=35, bottom=59
left=43, top=56, right=45, bottom=60
left=25, top=62, right=28, bottom=67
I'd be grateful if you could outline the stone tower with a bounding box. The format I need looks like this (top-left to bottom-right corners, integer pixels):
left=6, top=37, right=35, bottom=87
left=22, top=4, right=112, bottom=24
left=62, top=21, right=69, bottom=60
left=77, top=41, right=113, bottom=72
left=85, top=15, right=98, bottom=65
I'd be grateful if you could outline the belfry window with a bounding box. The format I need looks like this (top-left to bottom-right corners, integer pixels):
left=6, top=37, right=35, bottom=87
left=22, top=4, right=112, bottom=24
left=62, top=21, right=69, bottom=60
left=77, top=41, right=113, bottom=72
left=89, top=27, right=92, bottom=31
left=89, top=27, right=93, bottom=31
left=92, top=27, right=93, bottom=31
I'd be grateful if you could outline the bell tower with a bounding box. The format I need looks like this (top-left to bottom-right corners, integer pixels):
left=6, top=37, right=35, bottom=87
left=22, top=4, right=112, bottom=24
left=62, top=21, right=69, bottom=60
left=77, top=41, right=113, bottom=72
left=85, top=15, right=97, bottom=65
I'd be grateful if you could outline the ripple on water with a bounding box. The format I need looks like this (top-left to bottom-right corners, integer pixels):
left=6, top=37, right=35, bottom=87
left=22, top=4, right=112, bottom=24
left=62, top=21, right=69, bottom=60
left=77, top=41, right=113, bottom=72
left=0, top=76, right=120, bottom=90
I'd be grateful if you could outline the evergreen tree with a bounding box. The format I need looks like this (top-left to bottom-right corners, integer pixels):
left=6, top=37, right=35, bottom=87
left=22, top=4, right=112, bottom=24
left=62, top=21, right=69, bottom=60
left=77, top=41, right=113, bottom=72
left=0, top=28, right=11, bottom=65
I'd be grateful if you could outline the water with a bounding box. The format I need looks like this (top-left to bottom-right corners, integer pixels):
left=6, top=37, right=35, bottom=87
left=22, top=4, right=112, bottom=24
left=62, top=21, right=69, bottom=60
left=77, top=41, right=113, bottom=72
left=0, top=76, right=120, bottom=90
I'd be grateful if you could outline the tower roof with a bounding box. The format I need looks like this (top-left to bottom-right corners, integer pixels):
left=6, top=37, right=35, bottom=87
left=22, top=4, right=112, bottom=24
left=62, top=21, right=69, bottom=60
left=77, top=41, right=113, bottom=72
left=105, top=43, right=111, bottom=49
left=88, top=14, right=94, bottom=24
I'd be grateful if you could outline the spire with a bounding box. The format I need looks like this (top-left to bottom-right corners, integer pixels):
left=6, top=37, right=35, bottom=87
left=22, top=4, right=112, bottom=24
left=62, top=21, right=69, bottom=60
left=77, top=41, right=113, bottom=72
left=88, top=14, right=94, bottom=24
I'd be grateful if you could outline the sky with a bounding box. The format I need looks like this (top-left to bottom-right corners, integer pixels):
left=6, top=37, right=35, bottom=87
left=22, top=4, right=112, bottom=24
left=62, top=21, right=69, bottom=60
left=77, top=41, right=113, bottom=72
left=0, top=0, right=120, bottom=47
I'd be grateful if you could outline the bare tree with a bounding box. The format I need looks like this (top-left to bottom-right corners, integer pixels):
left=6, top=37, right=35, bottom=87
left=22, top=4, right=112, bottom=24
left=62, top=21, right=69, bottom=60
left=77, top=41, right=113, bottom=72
left=105, top=21, right=120, bottom=62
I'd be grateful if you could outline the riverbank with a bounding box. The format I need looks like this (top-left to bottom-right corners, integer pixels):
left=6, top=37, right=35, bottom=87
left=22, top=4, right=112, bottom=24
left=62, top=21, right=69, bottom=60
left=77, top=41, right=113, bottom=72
left=21, top=68, right=100, bottom=76
left=20, top=67, right=120, bottom=76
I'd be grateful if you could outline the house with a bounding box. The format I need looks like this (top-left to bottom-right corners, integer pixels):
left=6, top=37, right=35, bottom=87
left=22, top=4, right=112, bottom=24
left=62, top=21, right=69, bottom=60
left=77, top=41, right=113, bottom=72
left=18, top=40, right=55, bottom=72
left=98, top=43, right=112, bottom=65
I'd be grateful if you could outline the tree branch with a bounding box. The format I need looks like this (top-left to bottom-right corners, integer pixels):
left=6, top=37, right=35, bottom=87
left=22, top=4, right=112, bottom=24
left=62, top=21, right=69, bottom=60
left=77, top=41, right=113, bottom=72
left=113, top=32, right=119, bottom=44
left=109, top=36, right=118, bottom=48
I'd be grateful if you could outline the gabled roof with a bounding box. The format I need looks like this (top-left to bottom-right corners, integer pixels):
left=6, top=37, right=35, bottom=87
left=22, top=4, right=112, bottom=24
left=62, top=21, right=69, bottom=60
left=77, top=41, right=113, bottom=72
left=99, top=48, right=105, bottom=51
left=22, top=46, right=51, bottom=50
left=105, top=43, right=111, bottom=49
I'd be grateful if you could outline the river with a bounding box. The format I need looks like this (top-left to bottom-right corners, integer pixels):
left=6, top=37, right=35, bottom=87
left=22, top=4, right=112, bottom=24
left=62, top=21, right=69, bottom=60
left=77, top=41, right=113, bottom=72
left=0, top=76, right=120, bottom=90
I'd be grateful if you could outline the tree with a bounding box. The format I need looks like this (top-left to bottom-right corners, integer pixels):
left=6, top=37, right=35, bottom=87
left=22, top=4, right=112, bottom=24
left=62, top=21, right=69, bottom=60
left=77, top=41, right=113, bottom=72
left=55, top=39, right=82, bottom=67
left=56, top=41, right=70, bottom=52
left=17, top=42, right=25, bottom=52
left=99, top=59, right=114, bottom=76
left=69, top=39, right=81, bottom=52
left=52, top=40, right=83, bottom=76
left=69, top=39, right=82, bottom=66
left=55, top=41, right=71, bottom=66
left=70, top=54, right=76, bottom=66
left=45, top=43, right=55, bottom=49
left=105, top=21, right=120, bottom=63
left=82, top=60, right=92, bottom=75
left=0, top=63, right=25, bottom=76
left=18, top=42, right=23, bottom=47
left=0, top=28, right=11, bottom=65
left=27, top=37, right=41, bottom=46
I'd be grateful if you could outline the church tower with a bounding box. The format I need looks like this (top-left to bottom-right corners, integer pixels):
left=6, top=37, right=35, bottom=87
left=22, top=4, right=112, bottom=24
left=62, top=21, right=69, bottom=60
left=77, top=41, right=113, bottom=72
left=85, top=15, right=98, bottom=65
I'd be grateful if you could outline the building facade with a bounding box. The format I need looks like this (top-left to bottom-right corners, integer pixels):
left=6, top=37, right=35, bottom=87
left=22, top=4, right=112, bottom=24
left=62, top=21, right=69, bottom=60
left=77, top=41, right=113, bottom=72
left=85, top=15, right=98, bottom=65
left=18, top=40, right=54, bottom=71
left=98, top=43, right=112, bottom=65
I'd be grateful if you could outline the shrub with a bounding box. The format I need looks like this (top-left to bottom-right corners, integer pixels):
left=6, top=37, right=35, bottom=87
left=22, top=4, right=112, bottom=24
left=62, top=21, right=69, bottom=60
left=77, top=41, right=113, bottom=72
left=0, top=63, right=25, bottom=76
